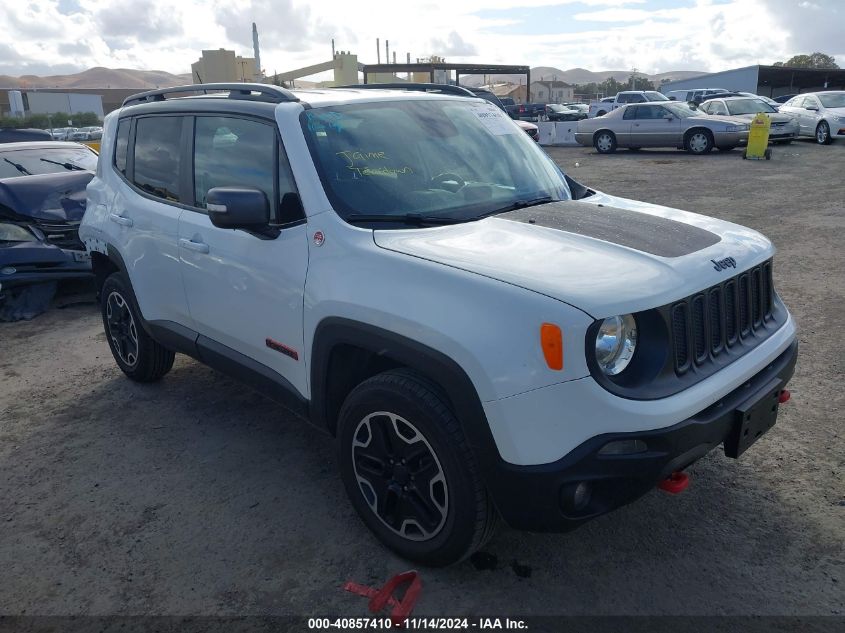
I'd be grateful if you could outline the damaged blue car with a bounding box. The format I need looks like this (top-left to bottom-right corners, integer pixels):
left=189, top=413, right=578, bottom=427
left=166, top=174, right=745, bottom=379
left=0, top=142, right=96, bottom=321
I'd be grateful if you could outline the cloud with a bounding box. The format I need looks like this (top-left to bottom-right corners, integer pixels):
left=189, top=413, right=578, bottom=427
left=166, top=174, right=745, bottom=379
left=214, top=0, right=326, bottom=54
left=429, top=32, right=478, bottom=56
left=97, top=0, right=184, bottom=45
left=758, top=0, right=844, bottom=63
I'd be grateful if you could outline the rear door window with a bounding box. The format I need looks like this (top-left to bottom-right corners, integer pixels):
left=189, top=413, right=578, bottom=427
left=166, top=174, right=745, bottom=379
left=133, top=116, right=183, bottom=202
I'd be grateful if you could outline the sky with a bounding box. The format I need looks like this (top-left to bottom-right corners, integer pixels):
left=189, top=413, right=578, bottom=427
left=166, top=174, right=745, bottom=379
left=0, top=0, right=843, bottom=79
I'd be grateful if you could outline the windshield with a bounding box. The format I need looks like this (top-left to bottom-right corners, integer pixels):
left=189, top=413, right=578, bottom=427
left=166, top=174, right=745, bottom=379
left=0, top=147, right=97, bottom=179
left=301, top=99, right=571, bottom=223
left=547, top=104, right=569, bottom=112
left=645, top=92, right=669, bottom=101
left=664, top=102, right=698, bottom=118
left=726, top=98, right=776, bottom=115
left=819, top=93, right=845, bottom=108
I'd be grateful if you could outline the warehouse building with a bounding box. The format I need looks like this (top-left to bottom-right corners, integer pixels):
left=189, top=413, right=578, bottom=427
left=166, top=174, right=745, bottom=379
left=660, top=64, right=845, bottom=98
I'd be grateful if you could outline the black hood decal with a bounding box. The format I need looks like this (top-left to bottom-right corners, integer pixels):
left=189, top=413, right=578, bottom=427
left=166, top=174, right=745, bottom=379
left=497, top=200, right=720, bottom=257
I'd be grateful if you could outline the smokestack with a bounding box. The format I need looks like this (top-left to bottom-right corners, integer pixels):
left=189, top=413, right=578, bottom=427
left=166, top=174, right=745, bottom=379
left=386, top=40, right=389, bottom=64
left=252, top=23, right=261, bottom=79
left=377, top=38, right=380, bottom=64
left=407, top=52, right=410, bottom=64
left=392, top=52, right=396, bottom=64
left=332, top=38, right=335, bottom=57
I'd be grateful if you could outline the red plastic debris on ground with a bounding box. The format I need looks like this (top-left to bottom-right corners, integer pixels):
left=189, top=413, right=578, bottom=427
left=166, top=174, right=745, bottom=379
left=344, top=570, right=423, bottom=627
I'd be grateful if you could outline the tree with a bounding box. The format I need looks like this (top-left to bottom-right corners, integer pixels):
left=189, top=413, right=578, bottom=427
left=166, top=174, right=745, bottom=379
left=773, top=52, right=839, bottom=69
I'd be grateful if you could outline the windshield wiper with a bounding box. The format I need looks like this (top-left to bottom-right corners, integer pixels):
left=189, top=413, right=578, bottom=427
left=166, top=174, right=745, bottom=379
left=477, top=195, right=556, bottom=219
left=3, top=158, right=32, bottom=176
left=346, top=213, right=467, bottom=226
left=40, top=158, right=85, bottom=171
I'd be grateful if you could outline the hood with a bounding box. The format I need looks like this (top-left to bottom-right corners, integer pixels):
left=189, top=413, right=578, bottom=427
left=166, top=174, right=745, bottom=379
left=692, top=114, right=747, bottom=125
left=0, top=171, right=93, bottom=223
left=730, top=112, right=795, bottom=124
left=373, top=193, right=773, bottom=317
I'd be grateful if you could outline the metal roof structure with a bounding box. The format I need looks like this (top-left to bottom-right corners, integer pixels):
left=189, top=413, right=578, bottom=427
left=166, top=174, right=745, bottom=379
left=361, top=63, right=532, bottom=99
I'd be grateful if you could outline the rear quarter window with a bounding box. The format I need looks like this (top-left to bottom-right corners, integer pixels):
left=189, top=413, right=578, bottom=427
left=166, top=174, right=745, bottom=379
left=114, top=119, right=130, bottom=176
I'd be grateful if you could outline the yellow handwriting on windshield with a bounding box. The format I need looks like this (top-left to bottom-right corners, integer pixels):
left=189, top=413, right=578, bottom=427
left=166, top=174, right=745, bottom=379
left=336, top=150, right=413, bottom=177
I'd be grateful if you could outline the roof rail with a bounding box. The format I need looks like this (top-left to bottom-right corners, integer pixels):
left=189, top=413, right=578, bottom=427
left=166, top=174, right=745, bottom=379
left=334, top=83, right=476, bottom=97
left=122, top=83, right=299, bottom=107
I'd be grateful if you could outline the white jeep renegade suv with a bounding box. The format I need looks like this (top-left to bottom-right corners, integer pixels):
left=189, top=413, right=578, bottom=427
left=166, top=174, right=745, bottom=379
left=81, top=83, right=797, bottom=566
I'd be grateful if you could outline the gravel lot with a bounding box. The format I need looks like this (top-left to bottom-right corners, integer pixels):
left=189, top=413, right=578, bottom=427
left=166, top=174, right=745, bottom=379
left=1, top=139, right=843, bottom=622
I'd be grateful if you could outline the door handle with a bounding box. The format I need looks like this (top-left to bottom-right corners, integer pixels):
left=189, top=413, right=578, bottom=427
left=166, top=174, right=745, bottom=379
left=179, top=238, right=210, bottom=254
left=109, top=213, right=133, bottom=227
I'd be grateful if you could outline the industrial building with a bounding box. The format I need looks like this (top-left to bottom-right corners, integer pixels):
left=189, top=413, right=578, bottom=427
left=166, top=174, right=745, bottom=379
left=191, top=49, right=259, bottom=84
left=660, top=64, right=845, bottom=98
left=2, top=90, right=104, bottom=118
left=530, top=80, right=574, bottom=104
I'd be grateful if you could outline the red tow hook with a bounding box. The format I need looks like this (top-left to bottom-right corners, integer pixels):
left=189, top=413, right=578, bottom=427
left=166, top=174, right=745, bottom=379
left=778, top=389, right=791, bottom=404
left=659, top=471, right=689, bottom=494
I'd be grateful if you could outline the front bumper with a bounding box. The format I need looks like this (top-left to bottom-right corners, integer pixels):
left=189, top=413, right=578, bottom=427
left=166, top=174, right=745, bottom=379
left=485, top=339, right=797, bottom=532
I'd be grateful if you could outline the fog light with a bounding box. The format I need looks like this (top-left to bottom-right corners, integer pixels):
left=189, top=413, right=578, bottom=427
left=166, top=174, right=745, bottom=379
left=598, top=439, right=648, bottom=455
left=572, top=482, right=591, bottom=510
left=1, top=267, right=15, bottom=275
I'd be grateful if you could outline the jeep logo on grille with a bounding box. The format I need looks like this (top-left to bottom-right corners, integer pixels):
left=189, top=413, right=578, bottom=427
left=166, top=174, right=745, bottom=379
left=711, top=257, right=737, bottom=271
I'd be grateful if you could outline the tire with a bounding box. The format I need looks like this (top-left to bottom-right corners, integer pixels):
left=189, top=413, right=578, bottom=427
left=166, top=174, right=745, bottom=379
left=593, top=130, right=617, bottom=154
left=100, top=272, right=174, bottom=382
left=337, top=369, right=496, bottom=567
left=816, top=121, right=833, bottom=145
left=684, top=129, right=714, bottom=154
left=716, top=145, right=736, bottom=152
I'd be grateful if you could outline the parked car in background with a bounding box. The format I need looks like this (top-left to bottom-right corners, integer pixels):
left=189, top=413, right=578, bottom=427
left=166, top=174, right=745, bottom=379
left=69, top=127, right=103, bottom=141
left=589, top=91, right=669, bottom=118
left=0, top=128, right=52, bottom=144
left=561, top=102, right=589, bottom=114
left=513, top=102, right=546, bottom=121
left=699, top=97, right=798, bottom=143
left=736, top=93, right=780, bottom=109
left=50, top=127, right=79, bottom=141
left=544, top=103, right=587, bottom=121
left=576, top=101, right=749, bottom=154
left=0, top=141, right=96, bottom=319
left=773, top=94, right=798, bottom=104
left=666, top=88, right=731, bottom=104
left=778, top=91, right=845, bottom=144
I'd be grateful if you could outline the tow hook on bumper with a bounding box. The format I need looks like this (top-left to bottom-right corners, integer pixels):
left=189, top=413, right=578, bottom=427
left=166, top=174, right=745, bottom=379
left=658, top=471, right=690, bottom=494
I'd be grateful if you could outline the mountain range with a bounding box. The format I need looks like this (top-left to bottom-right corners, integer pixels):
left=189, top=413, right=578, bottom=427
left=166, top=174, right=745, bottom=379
left=460, top=67, right=705, bottom=87
left=0, top=66, right=705, bottom=90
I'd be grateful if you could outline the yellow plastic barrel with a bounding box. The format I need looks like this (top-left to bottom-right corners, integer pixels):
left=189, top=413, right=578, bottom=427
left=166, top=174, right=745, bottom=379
left=743, top=113, right=771, bottom=160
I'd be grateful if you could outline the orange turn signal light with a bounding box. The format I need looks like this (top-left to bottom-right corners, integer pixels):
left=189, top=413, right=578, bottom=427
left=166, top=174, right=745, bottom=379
left=540, top=323, right=563, bottom=371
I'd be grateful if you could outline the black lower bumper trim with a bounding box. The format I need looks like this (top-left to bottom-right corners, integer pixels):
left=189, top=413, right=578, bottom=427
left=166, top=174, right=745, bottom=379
left=485, top=339, right=798, bottom=532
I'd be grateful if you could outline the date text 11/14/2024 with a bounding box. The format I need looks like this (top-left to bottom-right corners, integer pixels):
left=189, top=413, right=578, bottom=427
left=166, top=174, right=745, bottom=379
left=307, top=618, right=528, bottom=630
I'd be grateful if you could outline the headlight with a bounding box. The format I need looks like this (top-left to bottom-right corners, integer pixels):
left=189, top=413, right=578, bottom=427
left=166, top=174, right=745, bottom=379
left=726, top=124, right=749, bottom=132
left=595, top=314, right=637, bottom=375
left=0, top=222, right=37, bottom=242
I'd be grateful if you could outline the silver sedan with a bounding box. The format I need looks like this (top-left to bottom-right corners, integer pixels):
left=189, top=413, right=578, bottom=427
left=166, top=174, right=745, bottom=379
left=699, top=97, right=798, bottom=143
left=575, top=101, right=750, bottom=154
left=778, top=91, right=845, bottom=144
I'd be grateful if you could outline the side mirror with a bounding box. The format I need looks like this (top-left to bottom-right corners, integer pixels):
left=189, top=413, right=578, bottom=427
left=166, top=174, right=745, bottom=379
left=206, top=187, right=270, bottom=229
left=806, top=105, right=819, bottom=111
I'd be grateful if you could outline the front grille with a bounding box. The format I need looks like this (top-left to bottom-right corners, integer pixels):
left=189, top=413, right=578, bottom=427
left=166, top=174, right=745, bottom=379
left=36, top=221, right=84, bottom=251
left=671, top=261, right=776, bottom=374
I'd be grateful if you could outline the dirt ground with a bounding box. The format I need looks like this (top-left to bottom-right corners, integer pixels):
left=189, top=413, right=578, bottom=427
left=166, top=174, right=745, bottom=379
left=1, top=139, right=843, bottom=622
